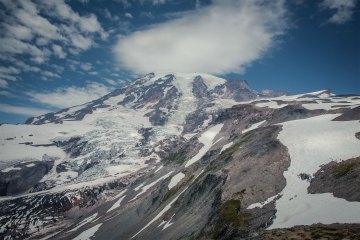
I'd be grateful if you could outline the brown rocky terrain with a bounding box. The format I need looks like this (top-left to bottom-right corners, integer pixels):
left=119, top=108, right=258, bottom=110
left=308, top=156, right=360, bottom=201
left=259, top=223, right=360, bottom=240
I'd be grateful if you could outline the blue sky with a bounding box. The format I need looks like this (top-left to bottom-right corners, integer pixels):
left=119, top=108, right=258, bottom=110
left=0, top=0, right=359, bottom=123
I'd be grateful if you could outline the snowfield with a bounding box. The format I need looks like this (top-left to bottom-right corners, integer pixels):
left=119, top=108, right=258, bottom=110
left=168, top=172, right=185, bottom=190
left=270, top=114, right=360, bottom=229
left=106, top=190, right=127, bottom=213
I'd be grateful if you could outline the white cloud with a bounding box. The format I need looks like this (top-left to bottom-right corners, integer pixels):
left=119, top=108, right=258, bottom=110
left=79, top=14, right=102, bottom=33
left=4, top=23, right=33, bottom=41
left=0, top=0, right=107, bottom=80
left=27, top=83, right=113, bottom=108
left=52, top=44, right=66, bottom=58
left=104, top=9, right=120, bottom=21
left=13, top=60, right=41, bottom=72
left=113, top=0, right=288, bottom=74
left=0, top=79, right=8, bottom=88
left=104, top=78, right=117, bottom=85
left=80, top=62, right=92, bottom=71
left=42, top=70, right=61, bottom=78
left=42, top=0, right=108, bottom=39
left=0, top=103, right=51, bottom=116
left=0, top=90, right=16, bottom=97
left=0, top=73, right=17, bottom=82
left=320, top=0, right=357, bottom=24
left=70, top=33, right=93, bottom=50
left=125, top=12, right=133, bottom=19
left=0, top=38, right=47, bottom=58
left=15, top=8, right=60, bottom=40
left=35, top=37, right=49, bottom=46
left=0, top=66, right=21, bottom=75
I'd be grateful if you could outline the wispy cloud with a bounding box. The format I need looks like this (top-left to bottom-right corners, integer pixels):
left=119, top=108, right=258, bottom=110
left=320, top=0, right=357, bottom=24
left=114, top=0, right=288, bottom=74
left=0, top=90, right=16, bottom=98
left=0, top=79, right=8, bottom=88
left=104, top=8, right=120, bottom=21
left=125, top=12, right=133, bottom=19
left=0, top=103, right=52, bottom=117
left=27, top=83, right=113, bottom=109
left=42, top=70, right=61, bottom=79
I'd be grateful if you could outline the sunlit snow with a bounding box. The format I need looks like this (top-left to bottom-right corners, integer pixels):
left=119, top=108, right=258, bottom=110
left=185, top=124, right=223, bottom=167
left=168, top=172, right=185, bottom=190
left=270, top=114, right=360, bottom=229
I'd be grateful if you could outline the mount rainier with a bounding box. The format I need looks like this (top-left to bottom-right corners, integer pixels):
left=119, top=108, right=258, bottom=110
left=0, top=73, right=360, bottom=239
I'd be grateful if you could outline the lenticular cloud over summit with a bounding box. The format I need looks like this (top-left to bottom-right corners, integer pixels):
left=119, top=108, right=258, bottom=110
left=113, top=0, right=288, bottom=74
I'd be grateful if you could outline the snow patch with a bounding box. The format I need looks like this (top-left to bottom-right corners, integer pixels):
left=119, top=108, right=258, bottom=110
left=154, top=165, right=163, bottom=173
left=220, top=141, right=233, bottom=153
left=168, top=172, right=185, bottom=190
left=185, top=124, right=223, bottom=167
left=1, top=167, right=21, bottom=173
left=131, top=171, right=173, bottom=201
left=256, top=101, right=287, bottom=109
left=247, top=194, right=279, bottom=209
left=270, top=114, right=360, bottom=229
left=106, top=190, right=127, bottom=213
left=69, top=213, right=98, bottom=232
left=72, top=223, right=102, bottom=240
left=242, top=120, right=266, bottom=134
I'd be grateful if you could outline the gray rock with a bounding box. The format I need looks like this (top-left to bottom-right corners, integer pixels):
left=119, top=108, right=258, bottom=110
left=0, top=161, right=54, bottom=196
left=308, top=156, right=360, bottom=202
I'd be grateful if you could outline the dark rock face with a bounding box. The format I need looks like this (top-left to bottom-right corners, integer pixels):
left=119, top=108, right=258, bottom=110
left=223, top=79, right=257, bottom=101
left=356, top=132, right=360, bottom=140
left=193, top=76, right=210, bottom=99
left=332, top=106, right=360, bottom=121
left=269, top=105, right=326, bottom=124
left=183, top=102, right=216, bottom=133
left=308, top=156, right=360, bottom=202
left=156, top=125, right=290, bottom=240
left=0, top=161, right=54, bottom=196
left=55, top=136, right=87, bottom=158
left=144, top=85, right=180, bottom=126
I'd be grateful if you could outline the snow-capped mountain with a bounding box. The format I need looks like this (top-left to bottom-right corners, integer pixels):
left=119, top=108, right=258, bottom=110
left=0, top=73, right=360, bottom=239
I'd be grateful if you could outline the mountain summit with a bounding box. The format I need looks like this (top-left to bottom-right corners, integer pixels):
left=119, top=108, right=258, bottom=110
left=26, top=73, right=258, bottom=125
left=1, top=73, right=360, bottom=239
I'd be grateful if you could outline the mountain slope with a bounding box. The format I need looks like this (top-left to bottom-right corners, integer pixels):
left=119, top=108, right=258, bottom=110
left=0, top=73, right=360, bottom=239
